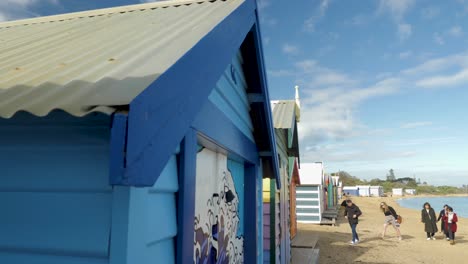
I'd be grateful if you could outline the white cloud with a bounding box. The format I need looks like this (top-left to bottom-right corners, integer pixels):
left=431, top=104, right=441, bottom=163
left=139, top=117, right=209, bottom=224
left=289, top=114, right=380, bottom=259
left=282, top=43, right=299, bottom=55
left=257, top=0, right=271, bottom=10
left=267, top=69, right=294, bottom=78
left=375, top=72, right=393, bottom=80
left=400, top=122, right=433, bottom=129
left=298, top=50, right=468, bottom=180
left=295, top=60, right=318, bottom=72
left=401, top=51, right=468, bottom=89
left=377, top=0, right=415, bottom=21
left=421, top=6, right=440, bottom=19
left=298, top=76, right=400, bottom=146
left=317, top=45, right=335, bottom=57
left=416, top=68, right=468, bottom=88
left=433, top=32, right=444, bottom=45
left=3, top=0, right=38, bottom=6
left=312, top=72, right=352, bottom=86
left=284, top=58, right=401, bottom=149
left=303, top=0, right=331, bottom=32
left=301, top=140, right=417, bottom=164
left=448, top=26, right=463, bottom=37
left=294, top=59, right=357, bottom=88
left=378, top=1, right=414, bottom=41
left=399, top=50, right=412, bottom=59
left=392, top=137, right=455, bottom=146
left=2, top=0, right=58, bottom=6
left=397, top=23, right=412, bottom=41
left=0, top=0, right=59, bottom=21
left=348, top=14, right=368, bottom=26
left=259, top=13, right=277, bottom=27
left=402, top=52, right=468, bottom=75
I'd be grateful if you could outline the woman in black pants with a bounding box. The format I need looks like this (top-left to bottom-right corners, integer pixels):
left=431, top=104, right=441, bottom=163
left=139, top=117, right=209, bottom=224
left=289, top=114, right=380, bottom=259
left=421, top=202, right=438, bottom=240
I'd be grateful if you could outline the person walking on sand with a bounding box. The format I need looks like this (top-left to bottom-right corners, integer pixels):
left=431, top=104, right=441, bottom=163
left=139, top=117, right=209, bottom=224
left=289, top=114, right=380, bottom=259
left=421, top=202, right=438, bottom=240
left=437, top=204, right=449, bottom=239
left=380, top=202, right=402, bottom=240
left=344, top=199, right=362, bottom=245
left=442, top=206, right=458, bottom=245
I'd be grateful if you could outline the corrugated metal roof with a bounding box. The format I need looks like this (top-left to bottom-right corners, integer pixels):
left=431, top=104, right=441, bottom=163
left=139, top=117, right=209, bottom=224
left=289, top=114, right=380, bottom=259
left=0, top=0, right=244, bottom=118
left=271, top=100, right=297, bottom=129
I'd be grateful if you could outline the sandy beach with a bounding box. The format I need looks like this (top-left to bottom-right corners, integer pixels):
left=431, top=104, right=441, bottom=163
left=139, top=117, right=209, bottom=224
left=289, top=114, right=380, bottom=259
left=297, top=196, right=468, bottom=264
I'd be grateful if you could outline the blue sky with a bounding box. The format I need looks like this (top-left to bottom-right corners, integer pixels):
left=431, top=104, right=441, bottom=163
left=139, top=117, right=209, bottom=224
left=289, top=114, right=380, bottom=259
left=1, top=0, right=467, bottom=186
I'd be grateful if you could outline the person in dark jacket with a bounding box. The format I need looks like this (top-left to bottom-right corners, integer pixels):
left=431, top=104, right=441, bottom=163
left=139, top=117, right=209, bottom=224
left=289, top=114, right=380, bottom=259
left=437, top=204, right=449, bottom=239
left=421, top=202, right=438, bottom=240
left=380, top=202, right=402, bottom=240
left=344, top=199, right=362, bottom=245
left=442, top=206, right=458, bottom=245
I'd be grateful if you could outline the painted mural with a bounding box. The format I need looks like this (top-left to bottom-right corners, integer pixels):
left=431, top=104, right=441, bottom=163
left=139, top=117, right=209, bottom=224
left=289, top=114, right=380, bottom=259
left=194, top=148, right=244, bottom=264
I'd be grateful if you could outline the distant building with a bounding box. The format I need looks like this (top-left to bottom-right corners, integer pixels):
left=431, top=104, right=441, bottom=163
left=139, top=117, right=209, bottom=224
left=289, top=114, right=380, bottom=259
left=356, top=185, right=371, bottom=197
left=343, top=186, right=360, bottom=196
left=370, top=186, right=384, bottom=197
left=392, top=188, right=405, bottom=196
left=405, top=189, right=417, bottom=195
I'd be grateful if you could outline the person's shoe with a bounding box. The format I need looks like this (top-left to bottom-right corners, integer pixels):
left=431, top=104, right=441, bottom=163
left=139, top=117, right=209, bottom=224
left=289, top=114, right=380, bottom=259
left=446, top=237, right=450, bottom=241
left=398, top=236, right=402, bottom=241
left=426, top=238, right=431, bottom=240
left=450, top=240, right=455, bottom=245
left=431, top=237, right=436, bottom=240
left=349, top=241, right=355, bottom=245
left=355, top=240, right=359, bottom=244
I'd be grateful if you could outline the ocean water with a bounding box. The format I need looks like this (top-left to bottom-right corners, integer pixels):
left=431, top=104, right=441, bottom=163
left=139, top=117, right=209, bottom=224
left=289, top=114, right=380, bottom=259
left=397, top=197, right=468, bottom=218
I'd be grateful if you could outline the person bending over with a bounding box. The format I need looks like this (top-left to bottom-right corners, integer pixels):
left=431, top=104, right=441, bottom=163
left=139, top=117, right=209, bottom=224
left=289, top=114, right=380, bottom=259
left=380, top=202, right=402, bottom=241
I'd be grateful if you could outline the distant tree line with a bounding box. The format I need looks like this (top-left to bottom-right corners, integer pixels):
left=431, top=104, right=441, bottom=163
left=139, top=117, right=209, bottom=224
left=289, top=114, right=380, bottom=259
left=334, top=169, right=465, bottom=195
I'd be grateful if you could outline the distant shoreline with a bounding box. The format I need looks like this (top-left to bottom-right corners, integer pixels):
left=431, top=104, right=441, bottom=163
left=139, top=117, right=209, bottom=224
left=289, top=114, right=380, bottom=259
left=395, top=193, right=468, bottom=199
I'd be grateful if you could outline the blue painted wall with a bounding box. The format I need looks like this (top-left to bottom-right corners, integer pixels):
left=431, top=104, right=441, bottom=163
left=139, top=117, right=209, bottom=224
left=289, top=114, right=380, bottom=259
left=111, top=155, right=179, bottom=264
left=0, top=111, right=179, bottom=264
left=0, top=111, right=111, bottom=264
left=208, top=52, right=254, bottom=142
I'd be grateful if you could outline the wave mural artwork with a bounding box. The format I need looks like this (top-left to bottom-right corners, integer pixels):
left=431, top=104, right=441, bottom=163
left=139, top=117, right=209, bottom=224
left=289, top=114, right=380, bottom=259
left=194, top=149, right=244, bottom=264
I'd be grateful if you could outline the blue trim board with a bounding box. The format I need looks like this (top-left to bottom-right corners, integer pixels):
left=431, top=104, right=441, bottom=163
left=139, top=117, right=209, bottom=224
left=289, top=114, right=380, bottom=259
left=176, top=129, right=197, bottom=264
left=244, top=163, right=258, bottom=262
left=109, top=113, right=128, bottom=185
left=123, top=0, right=257, bottom=186
left=192, top=100, right=259, bottom=165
